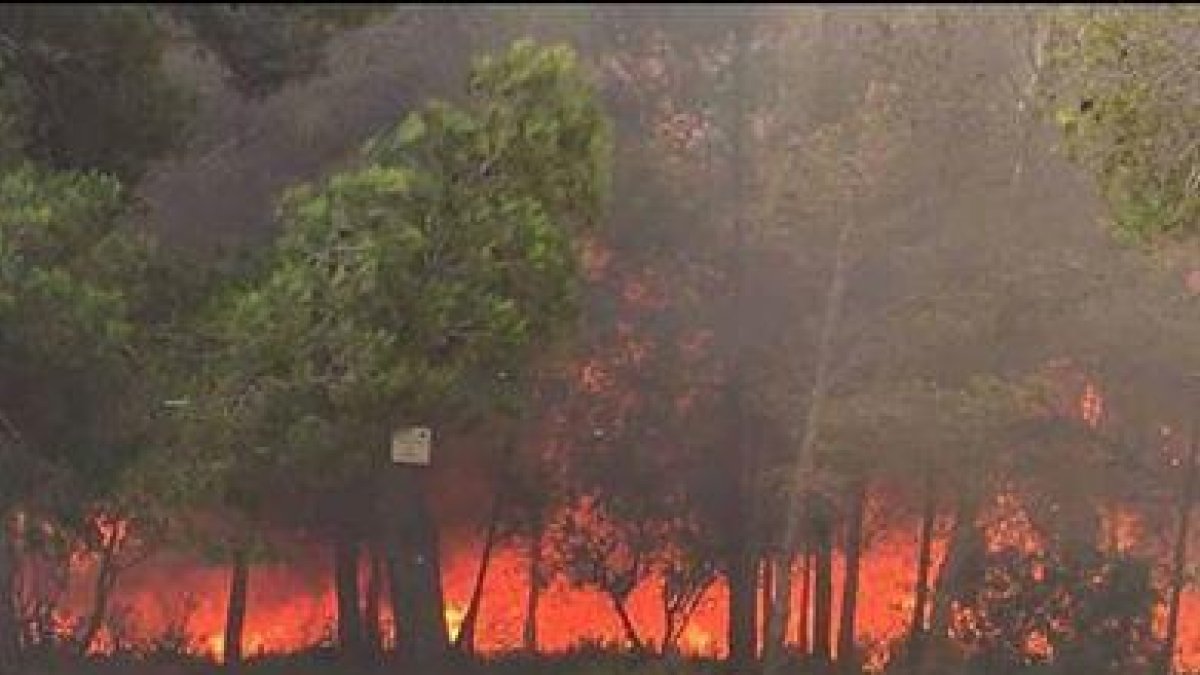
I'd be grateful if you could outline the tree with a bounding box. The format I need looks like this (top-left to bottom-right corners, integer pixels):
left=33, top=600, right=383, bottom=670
left=0, top=5, right=380, bottom=182
left=1039, top=6, right=1199, bottom=244
left=0, top=160, right=164, bottom=668
left=955, top=545, right=1159, bottom=675
left=196, top=39, right=610, bottom=671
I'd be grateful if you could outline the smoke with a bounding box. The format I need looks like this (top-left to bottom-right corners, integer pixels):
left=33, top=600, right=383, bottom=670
left=95, top=4, right=1200, bottom=669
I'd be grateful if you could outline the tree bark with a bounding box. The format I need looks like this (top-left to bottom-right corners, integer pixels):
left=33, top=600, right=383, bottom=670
left=837, top=476, right=867, bottom=670
left=384, top=465, right=448, bottom=674
left=334, top=535, right=365, bottom=658
left=522, top=512, right=543, bottom=654
left=907, top=468, right=936, bottom=664
left=1163, top=419, right=1198, bottom=675
left=812, top=512, right=834, bottom=667
left=224, top=551, right=249, bottom=667
left=0, top=512, right=20, bottom=672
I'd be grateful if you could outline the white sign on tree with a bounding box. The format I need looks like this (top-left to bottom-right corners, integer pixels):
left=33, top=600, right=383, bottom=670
left=392, top=426, right=432, bottom=466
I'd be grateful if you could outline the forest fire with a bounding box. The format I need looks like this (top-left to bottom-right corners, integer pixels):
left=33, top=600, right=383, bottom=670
left=52, top=505, right=1200, bottom=670
left=1, top=7, right=1195, bottom=675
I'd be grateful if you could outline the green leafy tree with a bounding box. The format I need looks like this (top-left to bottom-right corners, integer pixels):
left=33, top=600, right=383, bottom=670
left=193, top=39, right=610, bottom=669
left=0, top=161, right=159, bottom=668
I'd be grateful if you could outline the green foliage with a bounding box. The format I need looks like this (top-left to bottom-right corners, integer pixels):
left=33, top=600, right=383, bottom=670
left=1040, top=7, right=1199, bottom=244
left=196, top=39, right=611, bottom=489
left=0, top=5, right=191, bottom=181
left=0, top=162, right=155, bottom=505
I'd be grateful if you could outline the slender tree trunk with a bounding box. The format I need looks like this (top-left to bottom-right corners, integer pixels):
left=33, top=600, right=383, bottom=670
left=662, top=593, right=677, bottom=658
left=522, top=513, right=543, bottom=654
left=837, top=476, right=867, bottom=671
left=364, top=543, right=384, bottom=657
left=78, top=549, right=117, bottom=655
left=763, top=552, right=793, bottom=667
left=908, top=469, right=936, bottom=664
left=384, top=466, right=448, bottom=674
left=456, top=431, right=520, bottom=655
left=0, top=512, right=20, bottom=672
left=455, top=483, right=506, bottom=654
left=813, top=513, right=834, bottom=667
left=760, top=555, right=774, bottom=653
left=767, top=166, right=858, bottom=675
left=608, top=593, right=646, bottom=654
left=727, top=549, right=758, bottom=669
left=334, top=535, right=365, bottom=658
left=224, top=551, right=249, bottom=667
left=724, top=14, right=760, bottom=674
left=1163, top=419, right=1198, bottom=675
left=929, top=493, right=982, bottom=639
left=798, top=547, right=811, bottom=657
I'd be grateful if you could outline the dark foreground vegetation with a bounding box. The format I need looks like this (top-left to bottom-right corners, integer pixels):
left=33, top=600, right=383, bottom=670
left=16, top=649, right=1200, bottom=675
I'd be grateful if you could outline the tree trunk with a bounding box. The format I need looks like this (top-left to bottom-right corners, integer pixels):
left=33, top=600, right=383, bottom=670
left=224, top=551, right=249, bottom=667
left=767, top=158, right=858, bottom=675
left=1163, top=419, right=1198, bottom=675
left=455, top=435, right=516, bottom=655
left=0, top=512, right=20, bottom=672
left=798, top=547, right=811, bottom=657
left=454, top=485, right=505, bottom=654
left=723, top=13, right=760, bottom=674
left=78, top=548, right=118, bottom=656
left=727, top=548, right=758, bottom=670
left=522, top=513, right=543, bottom=654
left=929, top=493, right=983, bottom=639
left=812, top=513, right=834, bottom=667
left=334, top=535, right=365, bottom=658
left=663, top=595, right=677, bottom=659
left=907, top=469, right=936, bottom=664
left=760, top=555, right=774, bottom=654
left=384, top=465, right=448, bottom=674
left=837, top=476, right=867, bottom=670
left=608, top=592, right=646, bottom=654
left=364, top=543, right=385, bottom=657
left=762, top=552, right=793, bottom=669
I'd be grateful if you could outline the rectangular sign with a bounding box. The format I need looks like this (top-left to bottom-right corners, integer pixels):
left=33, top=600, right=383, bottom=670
left=392, top=426, right=432, bottom=466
